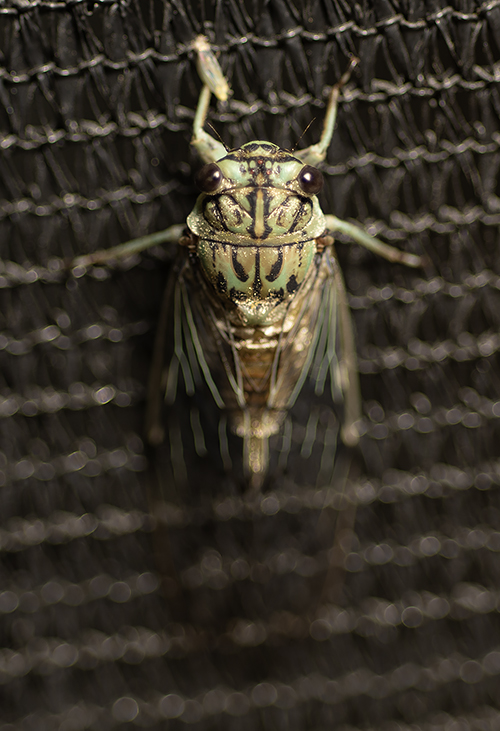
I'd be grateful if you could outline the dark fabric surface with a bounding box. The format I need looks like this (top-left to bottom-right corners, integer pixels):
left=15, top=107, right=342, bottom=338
left=1, top=1, right=500, bottom=729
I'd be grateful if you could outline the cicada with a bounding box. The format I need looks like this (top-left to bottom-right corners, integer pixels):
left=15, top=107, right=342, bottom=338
left=73, top=38, right=425, bottom=495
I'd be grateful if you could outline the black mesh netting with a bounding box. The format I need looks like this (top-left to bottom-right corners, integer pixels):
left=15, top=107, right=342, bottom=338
left=1, top=0, right=500, bottom=729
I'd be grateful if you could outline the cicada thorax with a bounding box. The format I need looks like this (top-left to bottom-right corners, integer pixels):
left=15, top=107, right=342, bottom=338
left=188, top=142, right=326, bottom=325
left=197, top=238, right=317, bottom=325
left=183, top=142, right=331, bottom=486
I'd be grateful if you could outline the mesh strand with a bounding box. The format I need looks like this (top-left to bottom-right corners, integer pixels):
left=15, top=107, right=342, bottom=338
left=1, top=0, right=500, bottom=728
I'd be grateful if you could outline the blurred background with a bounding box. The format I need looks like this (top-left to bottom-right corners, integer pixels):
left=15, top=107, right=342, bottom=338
left=1, top=0, right=500, bottom=728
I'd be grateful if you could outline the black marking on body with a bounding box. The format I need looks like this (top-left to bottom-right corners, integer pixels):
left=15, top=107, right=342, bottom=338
left=229, top=286, right=285, bottom=307
left=203, top=198, right=229, bottom=232
left=266, top=248, right=284, bottom=282
left=216, top=272, right=227, bottom=293
left=200, top=237, right=315, bottom=248
left=276, top=197, right=293, bottom=228
left=287, top=200, right=310, bottom=233
left=270, top=288, right=285, bottom=304
left=229, top=287, right=244, bottom=304
left=231, top=247, right=249, bottom=282
left=253, top=248, right=262, bottom=296
left=286, top=275, right=299, bottom=294
left=225, top=145, right=299, bottom=169
left=222, top=195, right=244, bottom=227
left=243, top=143, right=276, bottom=154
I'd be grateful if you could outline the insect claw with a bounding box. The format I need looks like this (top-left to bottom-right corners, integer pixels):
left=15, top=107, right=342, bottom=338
left=398, top=251, right=428, bottom=268
left=336, top=56, right=360, bottom=90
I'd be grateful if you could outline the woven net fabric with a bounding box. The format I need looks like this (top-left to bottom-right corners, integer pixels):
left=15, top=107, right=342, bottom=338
left=1, top=0, right=500, bottom=728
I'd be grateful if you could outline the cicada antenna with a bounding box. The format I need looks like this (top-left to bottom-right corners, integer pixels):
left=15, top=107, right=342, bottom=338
left=206, top=121, right=230, bottom=152
left=291, top=118, right=317, bottom=153
left=291, top=56, right=359, bottom=154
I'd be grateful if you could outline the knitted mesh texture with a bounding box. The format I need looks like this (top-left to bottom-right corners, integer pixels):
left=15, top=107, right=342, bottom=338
left=1, top=2, right=500, bottom=729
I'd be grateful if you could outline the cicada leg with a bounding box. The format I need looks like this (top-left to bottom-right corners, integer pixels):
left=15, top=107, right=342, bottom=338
left=325, top=215, right=427, bottom=268
left=70, top=224, right=186, bottom=271
left=191, top=35, right=230, bottom=103
left=295, top=57, right=359, bottom=167
left=190, top=84, right=228, bottom=163
left=70, top=38, right=230, bottom=271
left=190, top=37, right=229, bottom=163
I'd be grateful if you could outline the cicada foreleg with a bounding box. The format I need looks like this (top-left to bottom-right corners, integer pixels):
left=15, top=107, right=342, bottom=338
left=70, top=36, right=229, bottom=271
left=191, top=35, right=230, bottom=103
left=191, top=36, right=230, bottom=164
left=295, top=56, right=359, bottom=167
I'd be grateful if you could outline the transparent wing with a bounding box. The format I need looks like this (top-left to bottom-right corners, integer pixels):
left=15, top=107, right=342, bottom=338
left=307, top=247, right=361, bottom=448
left=146, top=253, right=239, bottom=503
left=262, top=246, right=360, bottom=487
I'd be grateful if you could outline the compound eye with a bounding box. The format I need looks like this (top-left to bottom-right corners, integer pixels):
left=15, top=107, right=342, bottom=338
left=195, top=163, right=223, bottom=193
left=298, top=165, right=323, bottom=195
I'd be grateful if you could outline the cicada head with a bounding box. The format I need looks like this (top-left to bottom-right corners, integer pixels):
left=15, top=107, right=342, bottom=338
left=186, top=142, right=327, bottom=325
